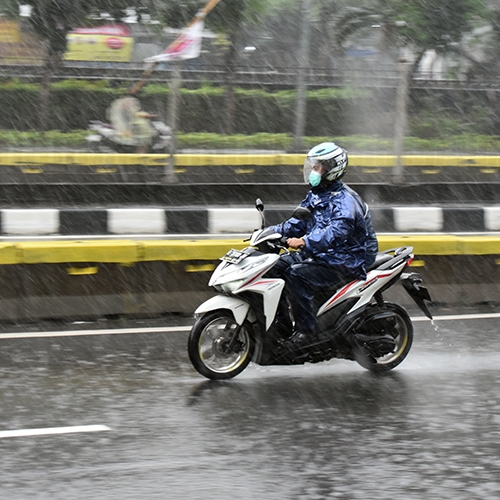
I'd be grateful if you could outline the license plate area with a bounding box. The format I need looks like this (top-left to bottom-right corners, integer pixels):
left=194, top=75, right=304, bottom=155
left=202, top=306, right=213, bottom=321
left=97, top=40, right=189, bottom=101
left=221, top=249, right=247, bottom=264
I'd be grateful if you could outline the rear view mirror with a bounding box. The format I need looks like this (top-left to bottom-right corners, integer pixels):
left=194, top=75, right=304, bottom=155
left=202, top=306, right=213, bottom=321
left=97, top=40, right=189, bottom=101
left=292, top=206, right=311, bottom=221
left=255, top=198, right=265, bottom=228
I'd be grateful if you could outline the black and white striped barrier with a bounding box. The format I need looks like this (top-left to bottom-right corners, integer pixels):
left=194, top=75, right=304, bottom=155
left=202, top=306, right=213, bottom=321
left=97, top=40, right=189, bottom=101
left=0, top=206, right=498, bottom=236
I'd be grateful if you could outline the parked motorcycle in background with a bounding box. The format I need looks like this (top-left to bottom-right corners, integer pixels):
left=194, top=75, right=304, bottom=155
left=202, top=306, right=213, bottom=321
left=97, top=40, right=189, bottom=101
left=188, top=199, right=433, bottom=380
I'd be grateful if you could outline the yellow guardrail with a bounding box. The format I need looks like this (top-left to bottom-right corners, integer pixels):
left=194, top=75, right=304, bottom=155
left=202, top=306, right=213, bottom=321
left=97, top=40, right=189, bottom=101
left=0, top=236, right=498, bottom=266
left=1, top=153, right=500, bottom=168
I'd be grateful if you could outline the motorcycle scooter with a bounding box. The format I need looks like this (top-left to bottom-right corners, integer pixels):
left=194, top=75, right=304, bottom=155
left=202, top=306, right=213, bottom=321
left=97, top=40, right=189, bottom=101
left=86, top=119, right=173, bottom=154
left=188, top=199, right=432, bottom=380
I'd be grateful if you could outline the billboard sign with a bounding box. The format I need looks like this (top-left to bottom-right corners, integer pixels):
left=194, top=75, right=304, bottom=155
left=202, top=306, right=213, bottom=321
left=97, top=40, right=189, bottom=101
left=65, top=24, right=133, bottom=62
left=0, top=19, right=21, bottom=43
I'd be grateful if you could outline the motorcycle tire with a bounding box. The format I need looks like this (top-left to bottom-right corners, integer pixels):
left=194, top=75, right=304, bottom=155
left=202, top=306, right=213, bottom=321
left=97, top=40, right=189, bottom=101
left=354, top=302, right=413, bottom=373
left=188, top=311, right=255, bottom=380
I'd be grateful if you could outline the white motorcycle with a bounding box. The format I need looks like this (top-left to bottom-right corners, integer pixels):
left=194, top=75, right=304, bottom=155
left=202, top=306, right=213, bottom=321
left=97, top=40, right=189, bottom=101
left=86, top=119, right=173, bottom=154
left=188, top=199, right=432, bottom=380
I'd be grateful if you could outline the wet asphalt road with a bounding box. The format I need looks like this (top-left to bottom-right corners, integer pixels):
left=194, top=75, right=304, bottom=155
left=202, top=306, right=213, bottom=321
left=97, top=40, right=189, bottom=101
left=0, top=308, right=499, bottom=500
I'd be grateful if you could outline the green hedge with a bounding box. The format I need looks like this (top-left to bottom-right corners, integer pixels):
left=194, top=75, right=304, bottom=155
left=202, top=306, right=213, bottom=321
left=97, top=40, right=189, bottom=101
left=1, top=129, right=500, bottom=153
left=1, top=79, right=499, bottom=141
left=0, top=79, right=375, bottom=135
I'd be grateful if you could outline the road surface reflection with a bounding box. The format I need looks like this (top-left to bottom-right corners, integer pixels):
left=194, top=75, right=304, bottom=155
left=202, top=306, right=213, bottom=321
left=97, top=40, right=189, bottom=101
left=0, top=310, right=498, bottom=499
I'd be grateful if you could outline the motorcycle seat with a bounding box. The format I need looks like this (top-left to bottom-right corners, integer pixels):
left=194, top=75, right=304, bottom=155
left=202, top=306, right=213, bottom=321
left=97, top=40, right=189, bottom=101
left=311, top=253, right=398, bottom=308
left=367, top=253, right=393, bottom=271
left=317, top=254, right=392, bottom=297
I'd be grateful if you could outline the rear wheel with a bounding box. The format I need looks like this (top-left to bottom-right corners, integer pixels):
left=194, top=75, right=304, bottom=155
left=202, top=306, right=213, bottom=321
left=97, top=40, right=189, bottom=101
left=355, top=303, right=413, bottom=373
left=188, top=311, right=255, bottom=380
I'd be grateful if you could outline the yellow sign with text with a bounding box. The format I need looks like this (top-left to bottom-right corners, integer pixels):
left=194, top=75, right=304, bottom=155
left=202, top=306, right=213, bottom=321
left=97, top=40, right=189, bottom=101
left=64, top=24, right=133, bottom=62
left=0, top=19, right=20, bottom=43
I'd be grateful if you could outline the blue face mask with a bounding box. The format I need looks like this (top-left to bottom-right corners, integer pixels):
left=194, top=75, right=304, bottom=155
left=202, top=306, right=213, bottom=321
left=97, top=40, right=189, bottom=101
left=309, top=171, right=322, bottom=187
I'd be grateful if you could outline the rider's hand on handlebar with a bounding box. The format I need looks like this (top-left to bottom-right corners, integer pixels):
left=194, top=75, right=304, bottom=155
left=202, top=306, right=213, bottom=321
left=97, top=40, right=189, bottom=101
left=287, top=237, right=305, bottom=249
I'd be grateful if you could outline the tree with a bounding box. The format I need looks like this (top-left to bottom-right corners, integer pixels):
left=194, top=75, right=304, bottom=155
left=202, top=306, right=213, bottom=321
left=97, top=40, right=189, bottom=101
left=0, top=0, right=153, bottom=130
left=0, top=0, right=19, bottom=18
left=160, top=0, right=277, bottom=134
left=31, top=1, right=97, bottom=130
left=328, top=0, right=489, bottom=182
left=331, top=0, right=488, bottom=71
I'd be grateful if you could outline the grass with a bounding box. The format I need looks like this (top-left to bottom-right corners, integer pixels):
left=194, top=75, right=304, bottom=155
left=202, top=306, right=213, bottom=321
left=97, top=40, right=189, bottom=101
left=0, top=130, right=500, bottom=154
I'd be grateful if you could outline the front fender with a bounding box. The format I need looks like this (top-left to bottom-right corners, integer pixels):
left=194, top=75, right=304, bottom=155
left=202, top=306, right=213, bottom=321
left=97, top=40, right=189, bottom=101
left=195, top=295, right=251, bottom=325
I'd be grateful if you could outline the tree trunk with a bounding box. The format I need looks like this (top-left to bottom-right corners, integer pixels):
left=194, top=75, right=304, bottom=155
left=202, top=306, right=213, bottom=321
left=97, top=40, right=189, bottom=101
left=292, top=0, right=311, bottom=152
left=392, top=58, right=411, bottom=184
left=164, top=62, right=181, bottom=184
left=317, top=5, right=333, bottom=70
left=167, top=62, right=182, bottom=142
left=223, top=31, right=238, bottom=135
left=39, top=51, right=59, bottom=132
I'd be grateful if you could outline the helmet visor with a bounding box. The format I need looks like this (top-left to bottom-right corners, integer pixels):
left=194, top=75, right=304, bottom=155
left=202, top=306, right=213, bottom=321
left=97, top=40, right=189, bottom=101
left=303, top=157, right=326, bottom=184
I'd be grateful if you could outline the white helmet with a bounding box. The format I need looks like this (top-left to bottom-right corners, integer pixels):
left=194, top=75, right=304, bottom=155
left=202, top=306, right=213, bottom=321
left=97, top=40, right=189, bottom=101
left=303, top=142, right=348, bottom=185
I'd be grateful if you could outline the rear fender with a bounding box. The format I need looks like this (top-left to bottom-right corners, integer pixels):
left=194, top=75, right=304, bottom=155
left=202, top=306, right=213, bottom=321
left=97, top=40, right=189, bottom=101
left=401, top=273, right=433, bottom=319
left=195, top=295, right=253, bottom=325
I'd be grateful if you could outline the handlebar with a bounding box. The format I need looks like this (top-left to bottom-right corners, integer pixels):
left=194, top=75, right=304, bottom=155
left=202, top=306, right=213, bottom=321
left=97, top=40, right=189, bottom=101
left=266, top=236, right=290, bottom=253
left=278, top=236, right=289, bottom=247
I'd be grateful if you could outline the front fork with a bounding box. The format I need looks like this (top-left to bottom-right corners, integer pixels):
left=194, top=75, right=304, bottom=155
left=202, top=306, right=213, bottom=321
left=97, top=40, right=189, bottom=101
left=224, top=322, right=245, bottom=353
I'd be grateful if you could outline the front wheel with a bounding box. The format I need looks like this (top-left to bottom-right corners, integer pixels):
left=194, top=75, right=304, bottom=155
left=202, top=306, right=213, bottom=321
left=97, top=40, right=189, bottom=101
left=188, top=311, right=255, bottom=380
left=354, top=302, right=413, bottom=373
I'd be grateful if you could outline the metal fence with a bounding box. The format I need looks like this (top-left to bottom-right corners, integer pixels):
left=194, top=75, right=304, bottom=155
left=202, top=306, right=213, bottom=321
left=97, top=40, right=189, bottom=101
left=1, top=61, right=499, bottom=91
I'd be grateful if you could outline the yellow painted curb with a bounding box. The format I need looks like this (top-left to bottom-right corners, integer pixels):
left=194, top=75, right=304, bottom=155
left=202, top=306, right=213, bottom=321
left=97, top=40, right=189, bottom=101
left=16, top=240, right=139, bottom=264
left=378, top=235, right=500, bottom=255
left=0, top=236, right=497, bottom=265
left=1, top=153, right=500, bottom=168
left=378, top=235, right=462, bottom=255
left=140, top=239, right=247, bottom=262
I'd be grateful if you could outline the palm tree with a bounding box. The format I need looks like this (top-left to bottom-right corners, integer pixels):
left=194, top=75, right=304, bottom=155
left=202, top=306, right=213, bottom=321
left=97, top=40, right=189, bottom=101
left=330, top=0, right=488, bottom=75
left=327, top=0, right=488, bottom=182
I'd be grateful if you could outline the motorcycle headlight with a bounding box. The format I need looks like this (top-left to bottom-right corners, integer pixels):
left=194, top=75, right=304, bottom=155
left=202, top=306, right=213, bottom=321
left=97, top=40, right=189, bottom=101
left=220, top=279, right=246, bottom=293
left=212, top=254, right=276, bottom=293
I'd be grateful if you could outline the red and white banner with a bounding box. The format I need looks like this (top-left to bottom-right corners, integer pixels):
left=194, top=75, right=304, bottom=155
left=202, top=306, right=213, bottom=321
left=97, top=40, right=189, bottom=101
left=144, top=0, right=220, bottom=64
left=144, top=18, right=204, bottom=63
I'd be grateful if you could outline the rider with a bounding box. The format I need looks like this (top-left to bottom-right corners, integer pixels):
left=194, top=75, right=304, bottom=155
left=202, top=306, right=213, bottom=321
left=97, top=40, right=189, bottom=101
left=268, top=142, right=378, bottom=347
left=107, top=95, right=158, bottom=153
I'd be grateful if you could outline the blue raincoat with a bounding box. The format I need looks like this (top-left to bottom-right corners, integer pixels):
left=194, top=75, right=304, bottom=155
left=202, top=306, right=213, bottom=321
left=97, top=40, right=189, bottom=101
left=270, top=181, right=378, bottom=279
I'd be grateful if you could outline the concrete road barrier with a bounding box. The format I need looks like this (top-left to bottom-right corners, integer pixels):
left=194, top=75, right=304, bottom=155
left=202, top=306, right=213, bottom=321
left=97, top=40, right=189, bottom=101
left=0, top=206, right=499, bottom=236
left=0, top=235, right=497, bottom=323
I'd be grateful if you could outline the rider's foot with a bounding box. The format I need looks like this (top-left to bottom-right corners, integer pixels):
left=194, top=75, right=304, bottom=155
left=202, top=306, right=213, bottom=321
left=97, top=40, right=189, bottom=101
left=283, top=331, right=318, bottom=350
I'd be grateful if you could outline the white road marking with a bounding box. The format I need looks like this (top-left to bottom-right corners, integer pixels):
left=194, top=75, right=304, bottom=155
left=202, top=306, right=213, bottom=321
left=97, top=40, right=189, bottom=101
left=0, top=325, right=192, bottom=339
left=0, top=313, right=497, bottom=340
left=0, top=425, right=111, bottom=439
left=411, top=312, right=500, bottom=322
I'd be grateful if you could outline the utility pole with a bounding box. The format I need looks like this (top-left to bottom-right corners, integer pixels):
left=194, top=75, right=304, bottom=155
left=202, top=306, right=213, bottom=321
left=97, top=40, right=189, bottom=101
left=164, top=61, right=182, bottom=183
left=292, top=0, right=311, bottom=152
left=392, top=22, right=412, bottom=185
left=393, top=53, right=411, bottom=184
